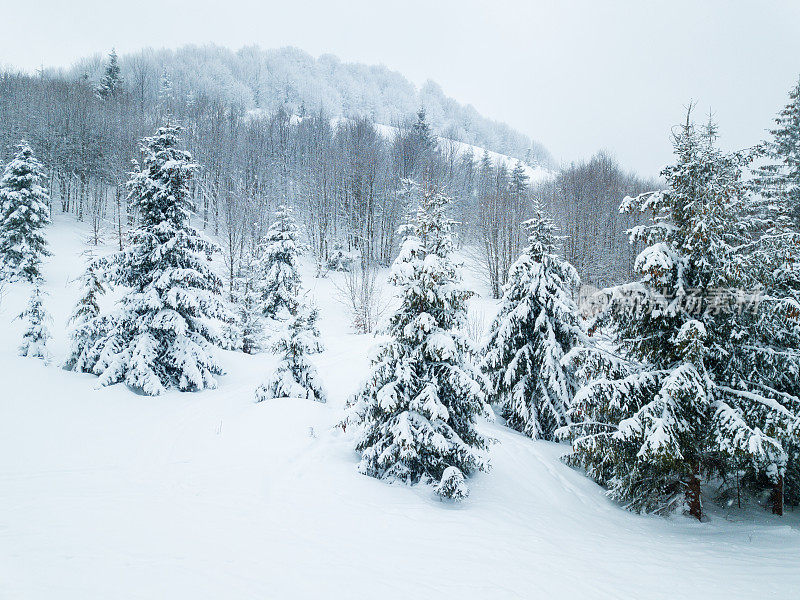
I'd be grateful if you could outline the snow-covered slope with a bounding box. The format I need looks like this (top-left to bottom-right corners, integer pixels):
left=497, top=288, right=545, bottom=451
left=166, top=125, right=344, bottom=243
left=259, top=115, right=554, bottom=183
left=369, top=122, right=554, bottom=183
left=1, top=215, right=798, bottom=599
left=344, top=119, right=553, bottom=184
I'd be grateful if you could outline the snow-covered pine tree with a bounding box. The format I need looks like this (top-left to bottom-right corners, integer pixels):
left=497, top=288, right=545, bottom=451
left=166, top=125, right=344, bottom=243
left=259, top=205, right=302, bottom=319
left=157, top=69, right=174, bottom=118
left=0, top=142, right=51, bottom=283
left=411, top=107, right=437, bottom=153
left=757, top=76, right=800, bottom=228
left=18, top=285, right=51, bottom=360
left=509, top=161, right=530, bottom=201
left=561, top=113, right=800, bottom=519
left=96, top=48, right=123, bottom=100
left=482, top=205, right=586, bottom=440
left=304, top=301, right=324, bottom=355
left=729, top=83, right=800, bottom=514
left=255, top=303, right=326, bottom=403
left=435, top=466, right=470, bottom=500
left=341, top=185, right=490, bottom=499
left=254, top=217, right=323, bottom=401
left=64, top=257, right=108, bottom=372
left=233, top=255, right=264, bottom=355
left=88, top=125, right=232, bottom=395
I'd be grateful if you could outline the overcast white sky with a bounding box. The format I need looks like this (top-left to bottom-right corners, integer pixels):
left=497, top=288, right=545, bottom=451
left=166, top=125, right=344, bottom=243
left=2, top=0, right=799, bottom=176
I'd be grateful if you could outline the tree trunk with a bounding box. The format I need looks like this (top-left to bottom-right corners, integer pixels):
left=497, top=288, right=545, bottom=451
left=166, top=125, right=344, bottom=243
left=116, top=186, right=124, bottom=250
left=686, top=462, right=702, bottom=521
left=771, top=473, right=784, bottom=517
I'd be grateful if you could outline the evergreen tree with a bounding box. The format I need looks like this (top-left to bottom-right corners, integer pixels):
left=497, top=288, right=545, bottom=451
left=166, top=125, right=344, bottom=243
left=562, top=114, right=800, bottom=519
left=0, top=142, right=51, bottom=282
left=18, top=286, right=51, bottom=360
left=435, top=466, right=470, bottom=500
left=259, top=205, right=302, bottom=319
left=96, top=48, right=123, bottom=100
left=89, top=125, right=232, bottom=395
left=411, top=107, right=437, bottom=153
left=341, top=185, right=490, bottom=499
left=509, top=161, right=530, bottom=200
left=157, top=68, right=174, bottom=118
left=482, top=206, right=586, bottom=440
left=254, top=217, right=323, bottom=402
left=234, top=255, right=264, bottom=355
left=758, top=76, right=800, bottom=228
left=255, top=303, right=326, bottom=403
left=731, top=81, right=800, bottom=513
left=64, top=258, right=108, bottom=372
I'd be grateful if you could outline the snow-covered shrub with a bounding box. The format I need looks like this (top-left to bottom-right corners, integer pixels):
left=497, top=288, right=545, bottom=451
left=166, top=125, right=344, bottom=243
left=435, top=466, right=469, bottom=500
left=325, top=241, right=355, bottom=272
left=335, top=257, right=387, bottom=334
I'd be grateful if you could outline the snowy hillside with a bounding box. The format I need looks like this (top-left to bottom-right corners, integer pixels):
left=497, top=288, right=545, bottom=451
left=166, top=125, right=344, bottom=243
left=255, top=116, right=553, bottom=183
left=2, top=214, right=799, bottom=599
left=68, top=45, right=554, bottom=167
left=370, top=121, right=554, bottom=183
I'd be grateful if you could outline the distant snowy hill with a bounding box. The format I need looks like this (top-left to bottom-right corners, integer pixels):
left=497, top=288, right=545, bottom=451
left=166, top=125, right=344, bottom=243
left=68, top=45, right=554, bottom=167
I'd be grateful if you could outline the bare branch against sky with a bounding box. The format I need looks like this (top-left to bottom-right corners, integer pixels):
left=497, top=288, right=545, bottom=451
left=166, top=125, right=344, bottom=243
left=2, top=0, right=798, bottom=176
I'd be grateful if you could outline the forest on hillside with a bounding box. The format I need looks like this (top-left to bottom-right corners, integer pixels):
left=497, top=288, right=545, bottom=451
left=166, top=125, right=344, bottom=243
left=0, top=48, right=655, bottom=300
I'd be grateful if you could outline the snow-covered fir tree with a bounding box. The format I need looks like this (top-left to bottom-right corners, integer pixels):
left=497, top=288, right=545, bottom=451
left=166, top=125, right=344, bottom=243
left=64, top=257, right=108, bottom=372
left=482, top=206, right=586, bottom=440
left=254, top=222, right=323, bottom=402
left=233, top=255, right=264, bottom=355
left=561, top=114, right=800, bottom=519
left=758, top=76, right=800, bottom=228
left=411, top=107, right=437, bottom=153
left=732, top=80, right=800, bottom=513
left=259, top=205, right=302, bottom=319
left=341, top=185, right=490, bottom=500
left=255, top=303, right=326, bottom=403
left=157, top=68, right=174, bottom=118
left=96, top=48, right=123, bottom=100
left=0, top=142, right=51, bottom=282
left=435, top=466, right=470, bottom=500
left=18, top=285, right=51, bottom=360
left=726, top=235, right=800, bottom=514
left=88, top=125, right=232, bottom=395
left=509, top=160, right=530, bottom=201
